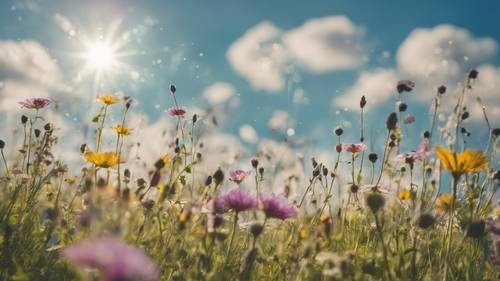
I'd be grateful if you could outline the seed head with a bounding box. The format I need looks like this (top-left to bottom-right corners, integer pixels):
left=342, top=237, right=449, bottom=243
left=368, top=153, right=378, bottom=163
left=366, top=193, right=385, bottom=213
left=386, top=112, right=398, bottom=131
left=334, top=127, right=343, bottom=136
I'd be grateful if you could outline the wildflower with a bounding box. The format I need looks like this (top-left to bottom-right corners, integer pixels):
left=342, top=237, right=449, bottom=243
left=343, top=143, right=365, bottom=154
left=84, top=151, right=120, bottom=168
left=260, top=194, right=297, bottom=220
left=435, top=193, right=455, bottom=213
left=97, top=95, right=119, bottom=105
left=435, top=146, right=489, bottom=177
left=361, top=184, right=391, bottom=193
left=112, top=124, right=132, bottom=136
left=215, top=188, right=256, bottom=213
left=19, top=97, right=51, bottom=109
left=403, top=114, right=415, bottom=124
left=229, top=169, right=250, bottom=184
left=396, top=139, right=431, bottom=163
left=398, top=189, right=413, bottom=201
left=397, top=80, right=415, bottom=93
left=298, top=227, right=309, bottom=239
left=62, top=236, right=158, bottom=281
left=166, top=106, right=187, bottom=117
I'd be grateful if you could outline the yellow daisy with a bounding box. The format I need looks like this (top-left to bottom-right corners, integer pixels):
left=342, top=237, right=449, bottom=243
left=112, top=124, right=132, bottom=136
left=435, top=146, right=488, bottom=177
left=84, top=151, right=120, bottom=168
left=96, top=95, right=119, bottom=105
left=435, top=193, right=455, bottom=213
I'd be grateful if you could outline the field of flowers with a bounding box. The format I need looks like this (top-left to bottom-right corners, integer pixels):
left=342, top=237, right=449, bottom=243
left=0, top=71, right=499, bottom=281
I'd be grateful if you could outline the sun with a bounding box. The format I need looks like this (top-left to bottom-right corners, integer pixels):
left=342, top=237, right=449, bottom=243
left=85, top=42, right=115, bottom=70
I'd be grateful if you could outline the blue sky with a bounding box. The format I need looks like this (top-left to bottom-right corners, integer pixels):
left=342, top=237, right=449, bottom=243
left=1, top=0, right=499, bottom=152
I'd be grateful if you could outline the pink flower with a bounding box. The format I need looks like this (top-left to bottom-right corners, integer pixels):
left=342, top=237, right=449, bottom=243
left=404, top=114, right=415, bottom=124
left=396, top=139, right=431, bottom=163
left=397, top=80, right=415, bottom=94
left=343, top=143, right=365, bottom=154
left=62, top=236, right=158, bottom=281
left=19, top=98, right=51, bottom=110
left=229, top=169, right=250, bottom=184
left=260, top=194, right=297, bottom=220
left=165, top=106, right=187, bottom=117
left=214, top=188, right=256, bottom=213
left=361, top=184, right=391, bottom=193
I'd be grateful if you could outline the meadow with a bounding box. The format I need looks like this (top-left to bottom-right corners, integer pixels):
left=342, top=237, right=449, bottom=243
left=0, top=71, right=499, bottom=281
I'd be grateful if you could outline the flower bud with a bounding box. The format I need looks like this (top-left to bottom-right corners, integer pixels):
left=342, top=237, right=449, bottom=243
left=44, top=123, right=51, bottom=131
left=368, top=153, right=378, bottom=163
left=336, top=143, right=342, bottom=153
left=386, top=112, right=398, bottom=131
left=170, top=84, right=177, bottom=93
left=251, top=158, right=259, bottom=169
left=492, top=128, right=500, bottom=138
left=423, top=131, right=430, bottom=138
left=437, top=85, right=446, bottom=95
left=0, top=140, right=5, bottom=149
left=250, top=223, right=264, bottom=237
left=350, top=184, right=359, bottom=193
left=416, top=213, right=436, bottom=229
left=21, top=115, right=28, bottom=124
left=468, top=69, right=478, bottom=79
left=205, top=175, right=213, bottom=186
left=366, top=193, right=385, bottom=213
left=334, top=127, right=343, bottom=136
left=360, top=96, right=367, bottom=108
left=398, top=102, right=408, bottom=112
left=213, top=168, right=224, bottom=185
left=34, top=129, right=41, bottom=138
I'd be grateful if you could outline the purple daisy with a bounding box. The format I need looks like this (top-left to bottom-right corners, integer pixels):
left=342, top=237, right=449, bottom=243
left=216, top=188, right=256, bottom=213
left=361, top=184, right=392, bottom=193
left=229, top=169, right=251, bottom=184
left=403, top=114, right=415, bottom=124
left=343, top=143, right=365, bottom=154
left=19, top=98, right=51, bottom=110
left=260, top=194, right=297, bottom=220
left=165, top=106, right=187, bottom=117
left=62, top=236, right=158, bottom=281
left=397, top=80, right=415, bottom=94
left=396, top=139, right=431, bottom=163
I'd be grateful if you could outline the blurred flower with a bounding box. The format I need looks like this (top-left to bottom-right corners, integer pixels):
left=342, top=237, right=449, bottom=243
left=112, top=125, right=132, bottom=136
left=84, top=151, right=120, bottom=168
left=229, top=169, right=250, bottom=184
left=298, top=227, right=309, bottom=239
left=398, top=189, right=413, bottom=201
left=403, top=114, right=415, bottom=124
left=260, top=194, right=297, bottom=220
left=361, top=184, right=391, bottom=193
left=19, top=98, right=51, bottom=110
left=166, top=106, right=187, bottom=117
left=435, top=194, right=455, bottom=213
left=97, top=95, right=119, bottom=105
left=396, top=139, right=431, bottom=163
left=343, top=143, right=365, bottom=154
left=397, top=80, right=415, bottom=93
left=62, top=236, right=158, bottom=281
left=435, top=146, right=489, bottom=177
left=215, top=188, right=256, bottom=213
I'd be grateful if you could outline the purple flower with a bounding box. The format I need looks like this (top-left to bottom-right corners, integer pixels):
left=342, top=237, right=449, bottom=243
left=229, top=169, right=250, bottom=184
left=403, top=114, right=415, bottom=124
left=165, top=106, right=187, bottom=117
left=19, top=98, right=51, bottom=110
left=361, top=184, right=391, bottom=193
left=62, top=236, right=158, bottom=281
left=343, top=143, right=365, bottom=154
left=397, top=80, right=415, bottom=94
left=215, top=188, right=256, bottom=213
left=396, top=139, right=431, bottom=163
left=260, top=194, right=297, bottom=220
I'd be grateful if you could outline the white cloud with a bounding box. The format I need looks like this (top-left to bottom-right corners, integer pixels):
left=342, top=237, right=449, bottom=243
left=397, top=24, right=496, bottom=84
left=268, top=110, right=293, bottom=132
left=227, top=16, right=365, bottom=92
left=467, top=65, right=500, bottom=125
left=54, top=13, right=76, bottom=36
left=334, top=68, right=397, bottom=109
left=239, top=124, right=258, bottom=143
left=283, top=16, right=364, bottom=73
left=202, top=82, right=236, bottom=105
left=227, top=22, right=288, bottom=92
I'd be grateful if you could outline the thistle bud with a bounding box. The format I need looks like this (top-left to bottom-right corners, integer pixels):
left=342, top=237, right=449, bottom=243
left=258, top=167, right=264, bottom=177
left=334, top=127, right=343, bottom=136
left=468, top=69, right=478, bottom=79
left=21, top=115, right=28, bottom=124
left=350, top=184, right=359, bottom=193
left=250, top=223, right=264, bottom=237
left=251, top=158, right=259, bottom=169
left=0, top=140, right=5, bottom=149
left=386, top=112, right=398, bottom=131
left=492, top=128, right=500, bottom=138
left=437, top=85, right=446, bottom=95
left=366, top=193, right=385, bottom=213
left=423, top=131, right=430, bottom=138
left=398, top=102, right=407, bottom=112
left=213, top=168, right=224, bottom=185
left=461, top=111, right=469, bottom=120
left=336, top=143, right=342, bottom=153
left=170, top=84, right=177, bottom=93
left=192, top=114, right=198, bottom=124
left=44, top=123, right=51, bottom=131
left=416, top=213, right=436, bottom=229
left=205, top=175, right=213, bottom=186
left=368, top=153, right=378, bottom=163
left=360, top=95, right=367, bottom=108
left=34, top=129, right=41, bottom=138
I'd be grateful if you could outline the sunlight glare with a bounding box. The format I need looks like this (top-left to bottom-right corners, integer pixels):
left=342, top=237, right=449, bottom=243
left=85, top=42, right=115, bottom=70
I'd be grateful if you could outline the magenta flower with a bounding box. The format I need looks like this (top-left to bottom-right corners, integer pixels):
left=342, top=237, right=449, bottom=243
left=260, top=194, right=297, bottom=220
left=397, top=80, right=415, bottom=93
left=229, top=169, right=250, bottom=184
left=404, top=114, right=415, bottom=124
left=361, top=184, right=391, bottom=193
left=343, top=143, right=365, bottom=154
left=215, top=188, right=257, bottom=213
left=19, top=98, right=51, bottom=110
left=396, top=139, right=431, bottom=163
left=165, top=106, right=187, bottom=117
left=62, top=236, right=158, bottom=281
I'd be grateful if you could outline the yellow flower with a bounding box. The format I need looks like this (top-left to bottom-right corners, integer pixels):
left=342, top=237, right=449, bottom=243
left=435, top=193, right=455, bottom=213
left=435, top=146, right=489, bottom=177
left=112, top=124, right=132, bottom=136
left=298, top=227, right=309, bottom=239
left=84, top=151, right=120, bottom=168
left=96, top=95, right=119, bottom=105
left=398, top=189, right=413, bottom=201
left=162, top=154, right=170, bottom=165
